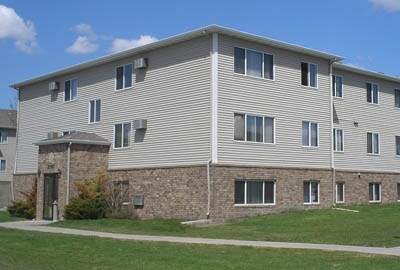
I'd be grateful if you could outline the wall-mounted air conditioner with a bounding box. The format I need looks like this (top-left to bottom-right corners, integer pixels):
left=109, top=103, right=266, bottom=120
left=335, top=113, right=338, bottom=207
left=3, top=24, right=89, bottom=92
left=47, top=132, right=59, bottom=140
left=134, top=119, right=147, bottom=130
left=134, top=58, right=148, bottom=69
left=49, top=81, right=59, bottom=91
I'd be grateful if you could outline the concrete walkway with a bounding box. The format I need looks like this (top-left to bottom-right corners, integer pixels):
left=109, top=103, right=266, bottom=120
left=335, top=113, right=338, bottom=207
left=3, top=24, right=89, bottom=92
left=1, top=220, right=400, bottom=257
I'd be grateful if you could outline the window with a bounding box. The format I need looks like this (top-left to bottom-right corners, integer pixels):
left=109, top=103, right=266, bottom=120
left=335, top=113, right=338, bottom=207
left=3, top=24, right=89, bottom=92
left=367, top=132, right=379, bottom=154
left=369, top=183, right=381, bottom=202
left=397, top=183, right=400, bottom=201
left=116, top=64, right=133, bottom=90
left=64, top=79, right=78, bottom=102
left=396, top=136, right=400, bottom=156
left=62, top=130, right=76, bottom=136
left=302, top=121, right=318, bottom=147
left=234, top=47, right=274, bottom=80
left=336, top=182, right=345, bottom=203
left=89, top=99, right=101, bottom=123
left=234, top=180, right=275, bottom=205
left=301, top=62, right=317, bottom=87
left=395, top=89, right=400, bottom=108
left=234, top=113, right=274, bottom=143
left=332, top=75, right=343, bottom=98
left=333, top=128, right=344, bottom=152
left=0, top=160, right=5, bottom=172
left=113, top=180, right=130, bottom=204
left=366, top=83, right=379, bottom=104
left=0, top=129, right=8, bottom=144
left=304, top=181, right=319, bottom=204
left=114, top=123, right=131, bottom=148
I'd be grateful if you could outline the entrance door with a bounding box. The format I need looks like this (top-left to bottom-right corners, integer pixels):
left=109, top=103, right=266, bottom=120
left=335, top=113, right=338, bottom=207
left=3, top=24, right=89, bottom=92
left=43, top=173, right=59, bottom=220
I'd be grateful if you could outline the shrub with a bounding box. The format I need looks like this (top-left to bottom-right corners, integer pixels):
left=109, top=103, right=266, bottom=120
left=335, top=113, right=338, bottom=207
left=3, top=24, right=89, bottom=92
left=8, top=177, right=37, bottom=219
left=64, top=171, right=108, bottom=220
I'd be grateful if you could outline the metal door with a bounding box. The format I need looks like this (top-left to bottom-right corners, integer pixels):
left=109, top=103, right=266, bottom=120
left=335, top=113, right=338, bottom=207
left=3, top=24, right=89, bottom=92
left=43, top=173, right=59, bottom=220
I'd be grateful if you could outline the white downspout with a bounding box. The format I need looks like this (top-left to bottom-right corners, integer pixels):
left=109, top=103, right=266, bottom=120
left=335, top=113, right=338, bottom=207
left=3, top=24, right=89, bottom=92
left=66, top=142, right=72, bottom=205
left=206, top=159, right=211, bottom=219
left=11, top=88, right=21, bottom=201
left=329, top=60, right=336, bottom=206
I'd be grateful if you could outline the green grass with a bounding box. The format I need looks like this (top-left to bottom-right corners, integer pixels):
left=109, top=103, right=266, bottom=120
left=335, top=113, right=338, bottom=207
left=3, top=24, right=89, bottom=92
left=0, top=227, right=399, bottom=270
left=52, top=204, right=400, bottom=247
left=0, top=211, right=25, bottom=222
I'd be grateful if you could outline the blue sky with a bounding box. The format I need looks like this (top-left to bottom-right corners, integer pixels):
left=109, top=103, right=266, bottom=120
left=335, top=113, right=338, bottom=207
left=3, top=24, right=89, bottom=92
left=1, top=0, right=399, bottom=109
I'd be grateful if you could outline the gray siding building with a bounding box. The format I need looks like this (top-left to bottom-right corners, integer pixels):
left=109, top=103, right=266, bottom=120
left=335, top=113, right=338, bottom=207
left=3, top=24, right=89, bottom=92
left=10, top=25, right=400, bottom=220
left=0, top=110, right=17, bottom=208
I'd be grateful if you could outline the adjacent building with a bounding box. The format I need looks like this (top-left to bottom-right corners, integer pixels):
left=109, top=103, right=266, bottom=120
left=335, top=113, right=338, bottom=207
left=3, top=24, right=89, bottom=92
left=9, top=25, right=400, bottom=220
left=0, top=109, right=17, bottom=208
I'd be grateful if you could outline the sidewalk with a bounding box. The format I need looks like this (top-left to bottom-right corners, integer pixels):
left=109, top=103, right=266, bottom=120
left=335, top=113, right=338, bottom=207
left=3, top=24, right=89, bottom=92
left=1, top=220, right=399, bottom=257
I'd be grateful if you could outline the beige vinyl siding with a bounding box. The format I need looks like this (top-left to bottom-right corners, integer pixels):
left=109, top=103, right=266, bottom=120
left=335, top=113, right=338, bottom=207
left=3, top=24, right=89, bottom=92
left=15, top=35, right=212, bottom=173
left=217, top=35, right=331, bottom=168
left=0, top=129, right=16, bottom=181
left=333, top=68, right=400, bottom=172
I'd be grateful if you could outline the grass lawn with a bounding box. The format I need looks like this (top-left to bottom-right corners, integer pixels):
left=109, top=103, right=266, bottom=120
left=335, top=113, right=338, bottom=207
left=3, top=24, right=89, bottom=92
left=0, top=227, right=399, bottom=269
left=52, top=204, right=400, bottom=247
left=0, top=211, right=25, bottom=222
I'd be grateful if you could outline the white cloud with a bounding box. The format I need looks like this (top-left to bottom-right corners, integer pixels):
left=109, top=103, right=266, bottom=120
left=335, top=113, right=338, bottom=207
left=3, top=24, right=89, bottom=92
left=0, top=4, right=37, bottom=53
left=370, top=0, right=400, bottom=12
left=66, top=23, right=98, bottom=54
left=109, top=35, right=158, bottom=53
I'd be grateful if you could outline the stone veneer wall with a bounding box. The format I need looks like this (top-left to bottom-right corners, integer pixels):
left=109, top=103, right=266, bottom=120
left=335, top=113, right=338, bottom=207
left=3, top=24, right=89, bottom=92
left=210, top=165, right=334, bottom=220
left=335, top=170, right=400, bottom=205
left=12, top=173, right=37, bottom=201
left=37, top=143, right=109, bottom=220
left=108, top=166, right=208, bottom=220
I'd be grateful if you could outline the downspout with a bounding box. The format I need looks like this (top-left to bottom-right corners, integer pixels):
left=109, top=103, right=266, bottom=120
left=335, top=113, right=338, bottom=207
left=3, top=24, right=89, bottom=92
left=206, top=159, right=211, bottom=219
left=207, top=31, right=219, bottom=219
left=329, top=60, right=335, bottom=206
left=11, top=87, right=21, bottom=201
left=66, top=142, right=72, bottom=205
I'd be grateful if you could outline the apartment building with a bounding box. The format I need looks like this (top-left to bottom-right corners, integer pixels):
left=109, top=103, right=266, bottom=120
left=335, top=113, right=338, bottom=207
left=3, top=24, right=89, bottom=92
left=0, top=110, right=17, bottom=208
left=10, top=25, right=400, bottom=220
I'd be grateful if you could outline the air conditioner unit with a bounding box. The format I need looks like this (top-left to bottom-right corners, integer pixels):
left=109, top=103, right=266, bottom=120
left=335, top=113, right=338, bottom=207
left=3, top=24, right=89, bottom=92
left=47, top=132, right=59, bottom=140
left=48, top=81, right=59, bottom=91
left=134, top=58, right=148, bottom=69
left=134, top=119, right=147, bottom=130
left=134, top=195, right=144, bottom=206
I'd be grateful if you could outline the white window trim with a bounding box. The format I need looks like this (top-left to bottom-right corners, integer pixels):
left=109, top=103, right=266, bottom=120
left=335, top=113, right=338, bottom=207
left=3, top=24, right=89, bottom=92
left=333, top=128, right=344, bottom=152
left=366, top=82, right=379, bottom=105
left=234, top=46, right=275, bottom=81
left=113, top=122, right=131, bottom=149
left=64, top=78, right=78, bottom=103
left=304, top=181, right=320, bottom=205
left=115, top=63, right=133, bottom=91
left=396, top=136, right=400, bottom=156
left=0, top=129, right=8, bottom=144
left=367, top=132, right=380, bottom=155
left=233, top=113, right=276, bottom=145
left=234, top=180, right=276, bottom=206
left=302, top=121, right=319, bottom=148
left=301, top=62, right=318, bottom=88
left=335, top=182, right=345, bottom=203
left=0, top=159, right=6, bottom=172
left=395, top=89, right=400, bottom=109
left=88, top=99, right=101, bottom=124
left=369, top=183, right=381, bottom=203
left=332, top=75, right=344, bottom=98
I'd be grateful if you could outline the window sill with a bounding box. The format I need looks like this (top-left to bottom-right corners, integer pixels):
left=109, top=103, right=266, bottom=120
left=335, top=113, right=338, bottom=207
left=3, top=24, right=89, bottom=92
left=333, top=96, right=344, bottom=100
left=334, top=150, right=345, bottom=154
left=302, top=146, right=319, bottom=149
left=115, top=86, right=133, bottom=92
left=304, top=202, right=320, bottom=205
left=367, top=153, right=380, bottom=156
left=301, top=85, right=318, bottom=90
left=112, top=146, right=132, bottom=151
left=233, top=72, right=275, bottom=82
left=366, top=102, right=379, bottom=106
left=369, top=201, right=381, bottom=204
left=64, top=98, right=78, bottom=104
left=335, top=201, right=345, bottom=204
left=88, top=121, right=101, bottom=125
left=234, top=203, right=276, bottom=207
left=233, top=140, right=276, bottom=146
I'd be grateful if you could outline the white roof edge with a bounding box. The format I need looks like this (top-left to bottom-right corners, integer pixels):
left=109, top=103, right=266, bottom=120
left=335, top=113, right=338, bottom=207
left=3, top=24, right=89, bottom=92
left=11, top=24, right=344, bottom=89
left=34, top=139, right=111, bottom=146
left=333, top=63, right=400, bottom=83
